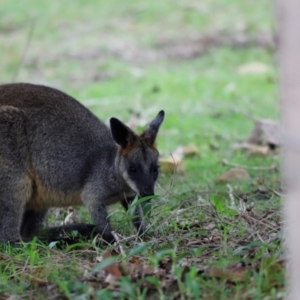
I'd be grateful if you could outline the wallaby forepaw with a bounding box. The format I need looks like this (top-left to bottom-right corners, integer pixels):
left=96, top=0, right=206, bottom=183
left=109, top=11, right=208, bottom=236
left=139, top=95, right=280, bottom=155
left=137, top=225, right=149, bottom=237
left=102, top=233, right=116, bottom=245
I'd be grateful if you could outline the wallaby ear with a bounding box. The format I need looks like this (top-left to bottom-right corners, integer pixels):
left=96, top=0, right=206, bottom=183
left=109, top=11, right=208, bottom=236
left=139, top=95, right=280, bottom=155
left=110, top=117, right=137, bottom=149
left=141, top=110, right=165, bottom=146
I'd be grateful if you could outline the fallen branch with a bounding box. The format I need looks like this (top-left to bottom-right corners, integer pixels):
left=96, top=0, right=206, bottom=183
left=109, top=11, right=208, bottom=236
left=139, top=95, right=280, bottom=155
left=268, top=188, right=283, bottom=197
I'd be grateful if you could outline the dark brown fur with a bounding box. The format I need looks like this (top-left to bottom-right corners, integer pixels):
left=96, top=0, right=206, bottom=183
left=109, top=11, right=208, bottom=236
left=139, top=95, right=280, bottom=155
left=0, top=83, right=164, bottom=244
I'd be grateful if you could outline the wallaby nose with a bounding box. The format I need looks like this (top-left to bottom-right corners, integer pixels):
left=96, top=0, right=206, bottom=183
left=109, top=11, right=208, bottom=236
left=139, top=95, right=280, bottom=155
left=141, top=186, right=154, bottom=197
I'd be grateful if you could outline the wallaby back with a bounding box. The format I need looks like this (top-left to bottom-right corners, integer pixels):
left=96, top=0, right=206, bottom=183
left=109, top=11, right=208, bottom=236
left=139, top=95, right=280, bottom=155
left=0, top=83, right=165, bottom=244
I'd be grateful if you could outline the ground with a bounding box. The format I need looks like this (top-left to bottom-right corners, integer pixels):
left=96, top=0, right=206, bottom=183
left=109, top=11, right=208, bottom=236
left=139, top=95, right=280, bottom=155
left=0, top=1, right=283, bottom=299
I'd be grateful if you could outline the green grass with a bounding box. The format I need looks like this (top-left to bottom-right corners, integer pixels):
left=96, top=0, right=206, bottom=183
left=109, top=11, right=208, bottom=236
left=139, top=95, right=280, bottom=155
left=0, top=0, right=283, bottom=299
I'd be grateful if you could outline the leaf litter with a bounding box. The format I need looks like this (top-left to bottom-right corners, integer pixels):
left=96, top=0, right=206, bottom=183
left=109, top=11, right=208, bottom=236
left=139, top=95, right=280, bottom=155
left=80, top=185, right=281, bottom=297
left=218, top=168, right=251, bottom=184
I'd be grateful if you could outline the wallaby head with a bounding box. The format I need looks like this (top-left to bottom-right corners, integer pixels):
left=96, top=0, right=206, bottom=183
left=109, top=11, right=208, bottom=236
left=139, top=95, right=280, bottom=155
left=110, top=110, right=165, bottom=198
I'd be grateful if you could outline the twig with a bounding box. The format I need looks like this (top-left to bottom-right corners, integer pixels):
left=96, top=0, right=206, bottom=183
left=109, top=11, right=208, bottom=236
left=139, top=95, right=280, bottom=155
left=111, top=231, right=126, bottom=258
left=11, top=19, right=35, bottom=82
left=226, top=184, right=235, bottom=208
left=244, top=214, right=279, bottom=231
left=256, top=232, right=265, bottom=243
left=222, top=159, right=277, bottom=171
left=269, top=188, right=283, bottom=197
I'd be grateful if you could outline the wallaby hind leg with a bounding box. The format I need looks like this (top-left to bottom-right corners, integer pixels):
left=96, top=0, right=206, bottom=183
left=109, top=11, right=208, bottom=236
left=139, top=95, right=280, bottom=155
left=121, top=197, right=146, bottom=236
left=0, top=187, right=28, bottom=243
left=21, top=209, right=48, bottom=241
left=0, top=106, right=32, bottom=243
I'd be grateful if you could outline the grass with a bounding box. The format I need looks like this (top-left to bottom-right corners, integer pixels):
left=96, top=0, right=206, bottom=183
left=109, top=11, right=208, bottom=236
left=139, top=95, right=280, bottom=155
left=0, top=0, right=283, bottom=299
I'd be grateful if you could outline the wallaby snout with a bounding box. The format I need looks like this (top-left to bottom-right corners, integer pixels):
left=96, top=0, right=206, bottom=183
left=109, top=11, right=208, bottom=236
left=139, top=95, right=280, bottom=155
left=141, top=186, right=154, bottom=198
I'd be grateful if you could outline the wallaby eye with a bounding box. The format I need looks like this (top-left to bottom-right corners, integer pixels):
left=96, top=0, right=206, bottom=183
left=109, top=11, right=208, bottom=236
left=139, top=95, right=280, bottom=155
left=153, top=165, right=160, bottom=173
left=129, top=165, right=137, bottom=173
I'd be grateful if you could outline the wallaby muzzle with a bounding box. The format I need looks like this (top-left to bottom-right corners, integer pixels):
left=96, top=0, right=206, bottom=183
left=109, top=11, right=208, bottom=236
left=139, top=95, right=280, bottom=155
left=140, top=185, right=154, bottom=198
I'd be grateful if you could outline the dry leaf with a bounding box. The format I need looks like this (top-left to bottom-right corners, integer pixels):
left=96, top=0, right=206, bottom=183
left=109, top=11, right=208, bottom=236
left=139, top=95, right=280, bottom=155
left=159, top=258, right=173, bottom=273
left=129, top=255, right=144, bottom=264
left=102, top=250, right=122, bottom=283
left=182, top=143, right=200, bottom=157
left=143, top=264, right=156, bottom=276
left=159, top=157, right=186, bottom=174
left=172, top=143, right=200, bottom=159
left=27, top=267, right=49, bottom=288
left=203, top=223, right=216, bottom=231
left=207, top=266, right=250, bottom=282
left=186, top=236, right=218, bottom=247
left=61, top=206, right=78, bottom=225
left=237, top=62, right=270, bottom=75
left=232, top=119, right=280, bottom=159
left=186, top=240, right=203, bottom=246
left=159, top=143, right=200, bottom=175
left=247, top=119, right=281, bottom=147
left=95, top=256, right=103, bottom=263
left=127, top=262, right=156, bottom=279
left=127, top=262, right=143, bottom=279
left=27, top=275, right=49, bottom=288
left=218, top=168, right=250, bottom=184
left=104, top=273, right=119, bottom=286
left=246, top=145, right=271, bottom=157
left=233, top=143, right=271, bottom=157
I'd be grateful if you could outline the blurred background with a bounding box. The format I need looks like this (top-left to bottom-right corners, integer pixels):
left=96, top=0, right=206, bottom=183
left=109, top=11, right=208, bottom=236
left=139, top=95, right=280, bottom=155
left=0, top=0, right=276, bottom=193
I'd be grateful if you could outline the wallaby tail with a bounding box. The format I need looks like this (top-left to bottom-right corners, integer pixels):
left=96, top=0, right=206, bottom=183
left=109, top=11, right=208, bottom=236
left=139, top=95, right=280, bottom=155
left=40, top=223, right=98, bottom=245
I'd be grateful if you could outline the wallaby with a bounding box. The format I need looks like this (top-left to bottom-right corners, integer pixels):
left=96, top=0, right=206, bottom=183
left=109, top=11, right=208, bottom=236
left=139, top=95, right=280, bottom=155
left=0, top=83, right=165, bottom=244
